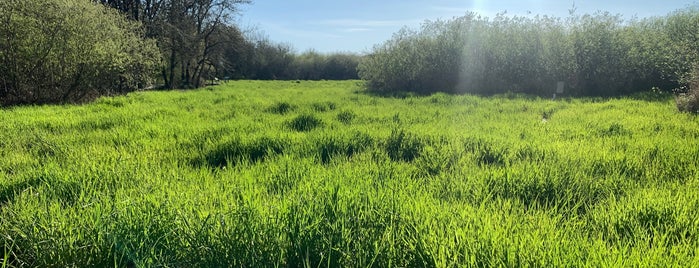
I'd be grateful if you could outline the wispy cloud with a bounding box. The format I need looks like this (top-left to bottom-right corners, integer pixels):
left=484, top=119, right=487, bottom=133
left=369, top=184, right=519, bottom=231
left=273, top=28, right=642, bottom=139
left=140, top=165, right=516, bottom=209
left=431, top=5, right=496, bottom=17
left=261, top=21, right=342, bottom=39
left=315, top=18, right=422, bottom=34
left=343, top=28, right=373, bottom=33
left=431, top=6, right=471, bottom=14
left=318, top=19, right=421, bottom=28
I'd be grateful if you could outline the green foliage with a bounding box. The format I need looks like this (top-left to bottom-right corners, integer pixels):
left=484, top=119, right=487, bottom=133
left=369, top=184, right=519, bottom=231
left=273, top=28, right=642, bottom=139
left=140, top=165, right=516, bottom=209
left=0, top=0, right=159, bottom=105
left=224, top=33, right=361, bottom=81
left=359, top=8, right=699, bottom=96
left=676, top=69, right=699, bottom=113
left=1, top=81, right=699, bottom=266
left=289, top=50, right=362, bottom=80
left=676, top=90, right=699, bottom=113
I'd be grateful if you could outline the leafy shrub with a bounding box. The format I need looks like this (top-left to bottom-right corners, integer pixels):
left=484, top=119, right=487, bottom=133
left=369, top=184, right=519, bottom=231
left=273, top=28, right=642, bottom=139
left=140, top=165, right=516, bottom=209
left=288, top=114, right=323, bottom=132
left=676, top=91, right=699, bottom=113
left=0, top=0, right=159, bottom=105
left=358, top=9, right=699, bottom=96
left=676, top=70, right=699, bottom=113
left=233, top=45, right=361, bottom=81
left=288, top=51, right=361, bottom=80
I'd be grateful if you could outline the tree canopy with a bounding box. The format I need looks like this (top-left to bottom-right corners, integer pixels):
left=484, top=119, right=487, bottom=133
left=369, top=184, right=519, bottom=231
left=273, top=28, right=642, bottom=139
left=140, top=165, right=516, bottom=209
left=0, top=0, right=160, bottom=105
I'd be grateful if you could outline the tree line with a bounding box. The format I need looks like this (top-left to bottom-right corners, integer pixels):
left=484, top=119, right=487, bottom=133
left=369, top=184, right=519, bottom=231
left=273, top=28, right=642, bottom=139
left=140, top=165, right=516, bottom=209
left=5, top=1, right=698, bottom=106
left=89, top=1, right=361, bottom=87
left=359, top=8, right=699, bottom=97
left=221, top=37, right=361, bottom=81
left=0, top=0, right=360, bottom=105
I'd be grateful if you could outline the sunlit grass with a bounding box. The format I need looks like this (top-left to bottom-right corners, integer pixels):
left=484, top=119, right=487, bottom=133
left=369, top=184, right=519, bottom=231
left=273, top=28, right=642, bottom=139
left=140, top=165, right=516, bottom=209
left=1, top=80, right=699, bottom=266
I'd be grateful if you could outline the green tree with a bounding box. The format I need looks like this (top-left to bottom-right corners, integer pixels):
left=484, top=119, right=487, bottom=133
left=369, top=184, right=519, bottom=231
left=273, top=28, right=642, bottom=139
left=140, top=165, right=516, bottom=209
left=0, top=0, right=159, bottom=105
left=96, top=0, right=251, bottom=88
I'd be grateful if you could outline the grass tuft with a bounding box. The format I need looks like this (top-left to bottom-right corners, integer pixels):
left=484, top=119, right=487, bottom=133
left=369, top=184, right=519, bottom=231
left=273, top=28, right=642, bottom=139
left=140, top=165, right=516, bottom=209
left=288, top=114, right=323, bottom=132
left=315, top=132, right=373, bottom=164
left=267, top=102, right=296, bottom=114
left=385, top=129, right=422, bottom=162
left=311, top=101, right=337, bottom=112
left=336, top=110, right=356, bottom=125
left=199, top=136, right=287, bottom=168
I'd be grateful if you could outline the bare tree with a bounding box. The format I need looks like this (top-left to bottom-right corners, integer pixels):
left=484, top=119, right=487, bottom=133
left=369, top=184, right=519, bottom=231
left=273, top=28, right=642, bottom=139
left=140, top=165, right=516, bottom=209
left=96, top=0, right=250, bottom=89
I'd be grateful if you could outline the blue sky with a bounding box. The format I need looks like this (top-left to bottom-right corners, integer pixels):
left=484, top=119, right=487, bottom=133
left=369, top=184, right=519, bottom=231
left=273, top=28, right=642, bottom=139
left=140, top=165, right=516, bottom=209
left=238, top=1, right=695, bottom=54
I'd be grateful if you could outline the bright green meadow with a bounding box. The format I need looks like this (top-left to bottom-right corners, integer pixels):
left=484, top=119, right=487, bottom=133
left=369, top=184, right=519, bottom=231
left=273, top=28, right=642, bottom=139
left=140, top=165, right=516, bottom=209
left=2, top=80, right=699, bottom=267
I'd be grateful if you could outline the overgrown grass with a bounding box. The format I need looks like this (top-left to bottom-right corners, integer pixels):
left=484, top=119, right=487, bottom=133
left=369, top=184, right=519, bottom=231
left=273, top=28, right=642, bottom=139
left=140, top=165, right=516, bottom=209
left=1, top=80, right=699, bottom=266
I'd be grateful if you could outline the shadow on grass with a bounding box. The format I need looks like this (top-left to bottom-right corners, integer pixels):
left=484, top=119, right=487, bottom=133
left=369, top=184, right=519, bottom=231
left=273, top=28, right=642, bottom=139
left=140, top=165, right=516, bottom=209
left=0, top=178, right=41, bottom=207
left=357, top=85, right=676, bottom=103
left=194, top=137, right=289, bottom=169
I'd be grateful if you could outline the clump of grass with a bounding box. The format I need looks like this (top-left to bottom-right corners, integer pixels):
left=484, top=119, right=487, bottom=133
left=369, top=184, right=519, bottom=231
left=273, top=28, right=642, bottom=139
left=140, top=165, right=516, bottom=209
left=512, top=144, right=552, bottom=162
left=429, top=93, right=452, bottom=105
left=600, top=122, right=632, bottom=137
left=384, top=129, right=422, bottom=162
left=463, top=138, right=508, bottom=166
left=415, top=143, right=461, bottom=176
left=267, top=102, right=296, bottom=114
left=95, top=96, right=127, bottom=107
left=201, top=138, right=244, bottom=168
left=315, top=132, right=373, bottom=164
left=0, top=177, right=42, bottom=206
left=26, top=134, right=66, bottom=158
left=288, top=114, right=323, bottom=132
left=483, top=164, right=621, bottom=216
left=311, top=101, right=337, bottom=112
left=541, top=108, right=555, bottom=120
left=336, top=110, right=356, bottom=125
left=586, top=190, right=696, bottom=247
left=266, top=160, right=304, bottom=195
left=200, top=136, right=287, bottom=168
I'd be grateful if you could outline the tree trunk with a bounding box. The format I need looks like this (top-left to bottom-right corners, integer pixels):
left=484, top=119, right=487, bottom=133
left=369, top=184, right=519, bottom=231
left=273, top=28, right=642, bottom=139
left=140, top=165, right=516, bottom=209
left=168, top=47, right=176, bottom=89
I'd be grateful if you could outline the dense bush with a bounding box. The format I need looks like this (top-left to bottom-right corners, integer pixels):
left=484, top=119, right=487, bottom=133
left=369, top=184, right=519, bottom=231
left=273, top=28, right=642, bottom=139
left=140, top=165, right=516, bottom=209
left=676, top=70, right=699, bottom=113
left=289, top=50, right=361, bottom=80
left=228, top=40, right=361, bottom=81
left=359, top=9, right=699, bottom=96
left=0, top=0, right=159, bottom=105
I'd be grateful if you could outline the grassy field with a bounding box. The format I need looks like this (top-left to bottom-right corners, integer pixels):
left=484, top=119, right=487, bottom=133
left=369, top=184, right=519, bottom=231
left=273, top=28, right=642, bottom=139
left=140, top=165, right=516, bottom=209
left=1, top=80, right=699, bottom=267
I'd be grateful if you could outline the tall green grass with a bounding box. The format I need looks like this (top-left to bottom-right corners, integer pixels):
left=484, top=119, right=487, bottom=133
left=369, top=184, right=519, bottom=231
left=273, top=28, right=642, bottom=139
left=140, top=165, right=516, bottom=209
left=1, top=80, right=699, bottom=266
